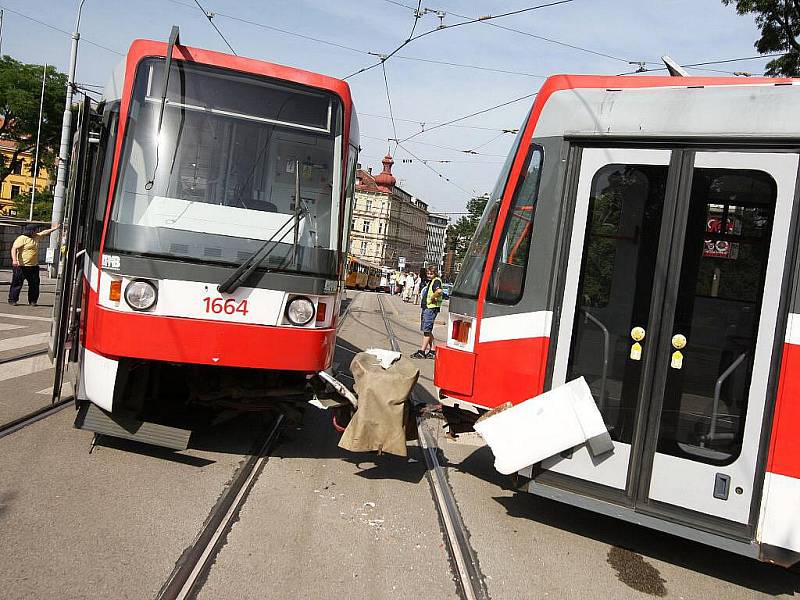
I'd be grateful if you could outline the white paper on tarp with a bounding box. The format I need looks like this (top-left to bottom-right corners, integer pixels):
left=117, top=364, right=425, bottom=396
left=365, top=348, right=402, bottom=369
left=473, top=377, right=611, bottom=475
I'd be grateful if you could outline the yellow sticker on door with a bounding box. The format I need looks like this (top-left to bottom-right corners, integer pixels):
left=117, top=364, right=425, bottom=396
left=671, top=350, right=684, bottom=369
left=630, top=342, right=642, bottom=361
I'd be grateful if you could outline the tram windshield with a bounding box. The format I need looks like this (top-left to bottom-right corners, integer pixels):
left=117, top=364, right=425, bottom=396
left=105, top=58, right=343, bottom=277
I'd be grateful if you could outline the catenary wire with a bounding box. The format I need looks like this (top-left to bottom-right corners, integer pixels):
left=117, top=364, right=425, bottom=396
left=395, top=141, right=474, bottom=195
left=192, top=0, right=238, bottom=55
left=382, top=62, right=399, bottom=153
left=399, top=92, right=537, bottom=143
left=359, top=112, right=511, bottom=132
left=0, top=4, right=123, bottom=55
left=344, top=0, right=577, bottom=79
left=380, top=0, right=649, bottom=65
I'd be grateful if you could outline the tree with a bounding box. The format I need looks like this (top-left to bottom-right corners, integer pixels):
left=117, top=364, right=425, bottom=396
left=0, top=57, right=67, bottom=185
left=722, top=0, right=800, bottom=76
left=446, top=193, right=489, bottom=266
left=13, top=188, right=54, bottom=221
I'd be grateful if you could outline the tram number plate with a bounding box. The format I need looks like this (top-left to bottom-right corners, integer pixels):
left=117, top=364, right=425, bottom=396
left=202, top=297, right=249, bottom=316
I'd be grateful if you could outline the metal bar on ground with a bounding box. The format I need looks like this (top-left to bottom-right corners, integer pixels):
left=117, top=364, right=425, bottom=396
left=0, top=396, right=72, bottom=440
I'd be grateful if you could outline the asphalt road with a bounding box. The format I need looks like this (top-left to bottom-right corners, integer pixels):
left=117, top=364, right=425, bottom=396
left=0, top=286, right=797, bottom=599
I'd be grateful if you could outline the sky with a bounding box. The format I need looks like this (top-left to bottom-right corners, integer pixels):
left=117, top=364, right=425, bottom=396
left=0, top=0, right=774, bottom=216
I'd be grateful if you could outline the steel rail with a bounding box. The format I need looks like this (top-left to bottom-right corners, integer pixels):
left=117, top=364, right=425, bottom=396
left=0, top=347, right=49, bottom=366
left=376, top=293, right=489, bottom=600
left=156, top=414, right=284, bottom=600
left=335, top=290, right=360, bottom=333
left=0, top=396, right=73, bottom=440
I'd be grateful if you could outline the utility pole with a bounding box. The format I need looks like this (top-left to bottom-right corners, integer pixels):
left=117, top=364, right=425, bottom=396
left=30, top=63, right=47, bottom=221
left=0, top=10, right=5, bottom=57
left=48, top=0, right=86, bottom=276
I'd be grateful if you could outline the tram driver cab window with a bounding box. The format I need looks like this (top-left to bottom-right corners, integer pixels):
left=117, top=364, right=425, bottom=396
left=106, top=58, right=343, bottom=278
left=487, top=146, right=543, bottom=304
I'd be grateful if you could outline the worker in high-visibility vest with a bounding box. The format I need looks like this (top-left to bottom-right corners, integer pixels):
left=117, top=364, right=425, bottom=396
left=411, top=265, right=443, bottom=359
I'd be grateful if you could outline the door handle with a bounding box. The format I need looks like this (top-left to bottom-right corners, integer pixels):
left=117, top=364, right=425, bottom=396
left=630, top=326, right=646, bottom=361
left=670, top=334, right=687, bottom=369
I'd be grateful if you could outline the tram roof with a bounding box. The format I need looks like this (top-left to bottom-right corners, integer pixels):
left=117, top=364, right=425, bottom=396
left=531, top=75, right=800, bottom=140
left=102, top=39, right=354, bottom=111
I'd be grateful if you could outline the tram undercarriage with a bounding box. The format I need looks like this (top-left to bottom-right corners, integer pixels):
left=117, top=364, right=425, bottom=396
left=72, top=358, right=330, bottom=449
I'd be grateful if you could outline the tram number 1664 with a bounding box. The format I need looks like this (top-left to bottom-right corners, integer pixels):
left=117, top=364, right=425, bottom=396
left=202, top=297, right=249, bottom=316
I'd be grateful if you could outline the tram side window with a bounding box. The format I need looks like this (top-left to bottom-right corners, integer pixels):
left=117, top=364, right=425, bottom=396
left=487, top=147, right=543, bottom=304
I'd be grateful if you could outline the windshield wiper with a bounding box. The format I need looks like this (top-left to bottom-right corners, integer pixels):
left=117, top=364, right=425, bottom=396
left=219, top=159, right=308, bottom=294
left=217, top=211, right=307, bottom=294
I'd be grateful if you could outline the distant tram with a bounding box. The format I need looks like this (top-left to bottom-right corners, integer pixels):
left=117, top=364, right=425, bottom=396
left=345, top=255, right=381, bottom=290
left=435, top=74, right=800, bottom=566
left=51, top=29, right=359, bottom=449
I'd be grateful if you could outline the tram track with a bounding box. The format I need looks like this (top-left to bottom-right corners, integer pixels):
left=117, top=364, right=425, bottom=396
left=0, top=346, right=48, bottom=366
left=376, top=293, right=489, bottom=600
left=155, top=414, right=284, bottom=600
left=0, top=347, right=73, bottom=439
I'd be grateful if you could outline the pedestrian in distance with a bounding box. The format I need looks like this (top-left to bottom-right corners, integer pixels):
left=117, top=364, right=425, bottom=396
left=402, top=271, right=415, bottom=302
left=412, top=271, right=421, bottom=304
left=411, top=265, right=443, bottom=359
left=8, top=222, right=60, bottom=307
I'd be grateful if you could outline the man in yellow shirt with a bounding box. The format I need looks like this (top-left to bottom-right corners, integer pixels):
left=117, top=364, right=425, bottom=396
left=8, top=223, right=60, bottom=306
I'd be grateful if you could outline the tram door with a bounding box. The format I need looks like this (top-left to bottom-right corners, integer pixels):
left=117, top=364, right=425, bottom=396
left=545, top=148, right=798, bottom=527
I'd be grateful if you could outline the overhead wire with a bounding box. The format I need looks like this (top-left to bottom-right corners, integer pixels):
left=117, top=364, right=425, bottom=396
left=380, top=0, right=649, bottom=66
left=344, top=0, right=577, bottom=80
left=166, top=0, right=372, bottom=57
left=192, top=0, right=238, bottom=55
left=0, top=4, right=123, bottom=55
left=463, top=131, right=508, bottom=153
left=396, top=141, right=474, bottom=195
left=399, top=92, right=537, bottom=143
left=381, top=62, right=399, bottom=153
left=359, top=112, right=510, bottom=132
left=616, top=53, right=788, bottom=76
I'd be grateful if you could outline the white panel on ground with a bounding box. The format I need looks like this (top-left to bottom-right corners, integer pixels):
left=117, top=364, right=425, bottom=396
left=474, top=377, right=613, bottom=475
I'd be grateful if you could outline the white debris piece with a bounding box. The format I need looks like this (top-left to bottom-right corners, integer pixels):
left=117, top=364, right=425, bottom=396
left=473, top=377, right=613, bottom=475
left=365, top=348, right=402, bottom=369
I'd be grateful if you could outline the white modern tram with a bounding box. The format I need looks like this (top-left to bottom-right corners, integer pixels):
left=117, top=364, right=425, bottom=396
left=435, top=74, right=800, bottom=566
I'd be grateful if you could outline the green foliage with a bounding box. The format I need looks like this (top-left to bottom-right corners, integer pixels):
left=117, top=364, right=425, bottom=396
left=722, top=0, right=800, bottom=76
left=12, top=188, right=53, bottom=221
left=446, top=194, right=489, bottom=265
left=0, top=57, right=67, bottom=184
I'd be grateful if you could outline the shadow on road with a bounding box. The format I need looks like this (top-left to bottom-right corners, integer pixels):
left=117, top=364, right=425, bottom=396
left=452, top=446, right=799, bottom=595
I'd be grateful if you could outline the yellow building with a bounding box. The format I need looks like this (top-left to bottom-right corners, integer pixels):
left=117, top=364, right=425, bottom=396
left=0, top=138, right=52, bottom=217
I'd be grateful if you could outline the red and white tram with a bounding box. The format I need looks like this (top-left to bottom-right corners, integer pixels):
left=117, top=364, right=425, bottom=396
left=435, top=74, right=800, bottom=566
left=51, top=30, right=359, bottom=449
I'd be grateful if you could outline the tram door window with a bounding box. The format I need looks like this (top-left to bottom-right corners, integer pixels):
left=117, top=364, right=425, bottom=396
left=548, top=148, right=797, bottom=525
left=566, top=164, right=669, bottom=444
left=655, top=170, right=776, bottom=465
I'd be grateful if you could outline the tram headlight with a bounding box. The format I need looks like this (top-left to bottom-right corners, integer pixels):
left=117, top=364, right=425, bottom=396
left=286, top=296, right=315, bottom=326
left=124, top=279, right=158, bottom=311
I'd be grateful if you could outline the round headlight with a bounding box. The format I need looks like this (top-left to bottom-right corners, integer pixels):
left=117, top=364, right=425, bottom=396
left=124, top=279, right=157, bottom=311
left=286, top=296, right=315, bottom=325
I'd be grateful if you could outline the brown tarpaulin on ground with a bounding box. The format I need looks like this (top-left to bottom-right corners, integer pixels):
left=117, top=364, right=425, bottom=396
left=338, top=351, right=419, bottom=457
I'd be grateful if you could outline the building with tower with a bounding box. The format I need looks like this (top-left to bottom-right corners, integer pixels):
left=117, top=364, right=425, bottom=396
left=350, top=154, right=429, bottom=272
